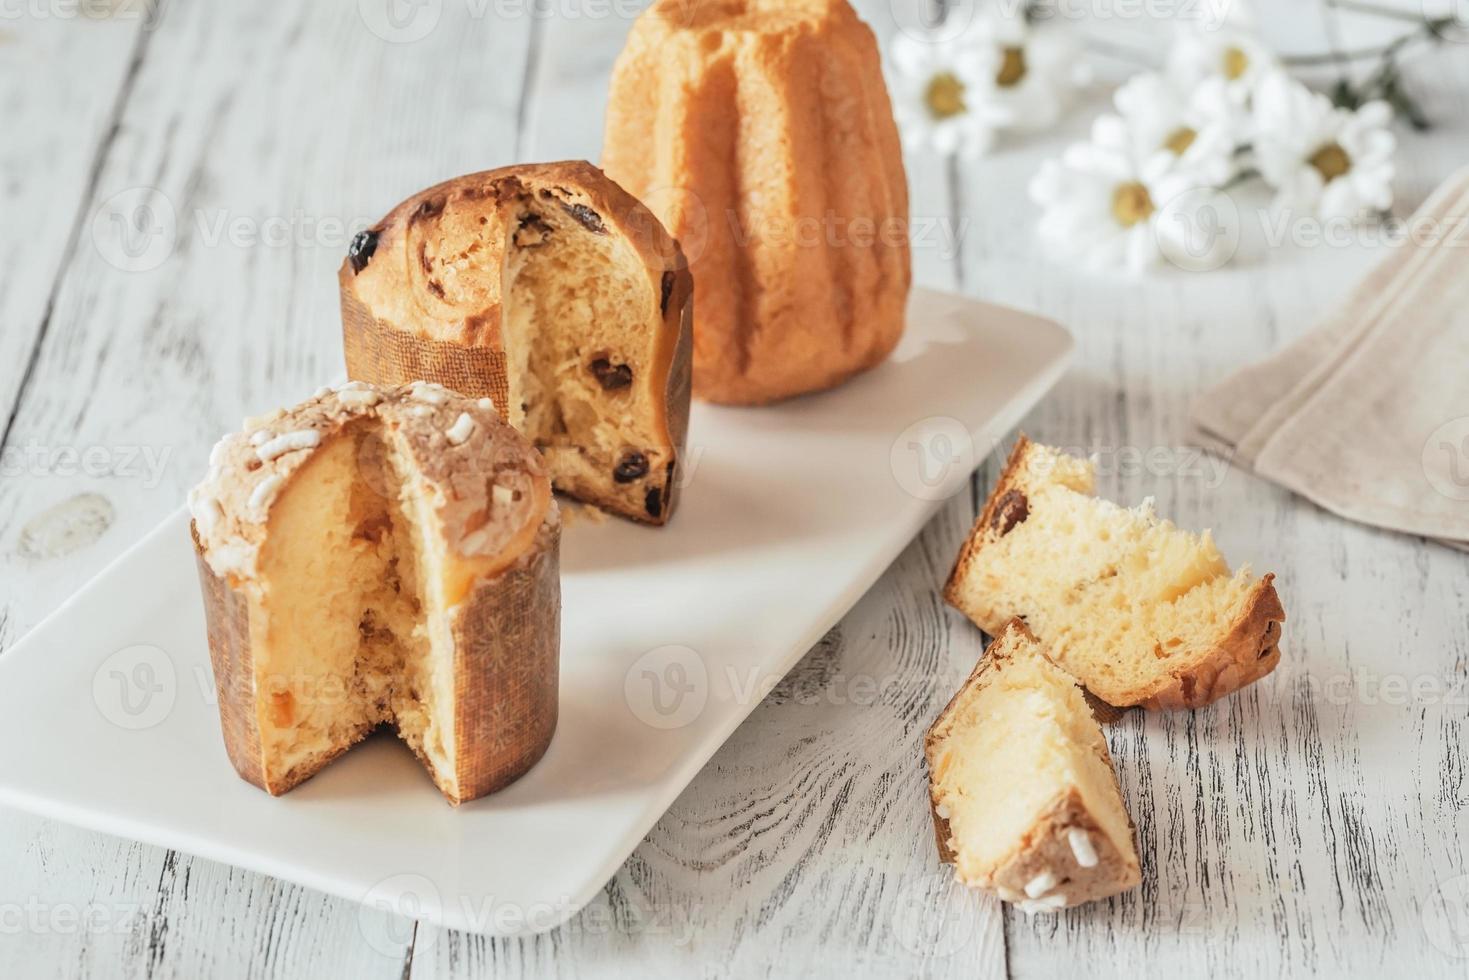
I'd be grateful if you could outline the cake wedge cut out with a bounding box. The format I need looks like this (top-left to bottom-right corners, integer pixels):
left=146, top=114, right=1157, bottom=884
left=926, top=621, right=1142, bottom=912
left=944, top=435, right=1285, bottom=710
left=189, top=381, right=560, bottom=804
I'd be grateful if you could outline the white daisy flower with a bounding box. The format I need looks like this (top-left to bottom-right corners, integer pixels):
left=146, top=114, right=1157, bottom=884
left=968, top=10, right=1090, bottom=133
left=1113, top=72, right=1240, bottom=186
left=889, top=31, right=1011, bottom=159
left=1029, top=114, right=1226, bottom=275
left=1165, top=14, right=1279, bottom=109
left=1252, top=72, right=1395, bottom=221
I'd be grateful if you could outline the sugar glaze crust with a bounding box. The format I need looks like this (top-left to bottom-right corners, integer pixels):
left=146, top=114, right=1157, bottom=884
left=942, top=434, right=1287, bottom=711
left=189, top=380, right=561, bottom=804
left=190, top=381, right=552, bottom=583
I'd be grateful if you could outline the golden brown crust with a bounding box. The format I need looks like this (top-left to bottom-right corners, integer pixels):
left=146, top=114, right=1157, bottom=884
left=942, top=435, right=1034, bottom=609
left=1134, top=578, right=1284, bottom=710
left=339, top=161, right=693, bottom=525
left=653, top=274, right=695, bottom=520
left=602, top=0, right=910, bottom=405
left=981, top=788, right=1141, bottom=907
left=943, top=434, right=1287, bottom=711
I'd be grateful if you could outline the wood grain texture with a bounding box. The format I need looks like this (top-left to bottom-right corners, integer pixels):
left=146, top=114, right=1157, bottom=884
left=3, top=1, right=1468, bottom=978
left=0, top=12, right=145, bottom=431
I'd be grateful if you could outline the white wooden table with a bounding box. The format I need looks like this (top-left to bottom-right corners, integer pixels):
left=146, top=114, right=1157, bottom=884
left=3, top=2, right=1467, bottom=977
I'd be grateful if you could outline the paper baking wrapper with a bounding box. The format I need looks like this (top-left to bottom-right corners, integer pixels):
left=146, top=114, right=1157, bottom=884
left=342, top=294, right=512, bottom=417
left=192, top=520, right=560, bottom=804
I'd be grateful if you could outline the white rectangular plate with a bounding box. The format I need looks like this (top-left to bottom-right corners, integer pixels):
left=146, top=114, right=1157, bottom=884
left=0, top=288, right=1070, bottom=937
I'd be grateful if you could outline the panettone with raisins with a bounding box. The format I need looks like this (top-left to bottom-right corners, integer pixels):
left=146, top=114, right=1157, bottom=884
left=339, top=161, right=693, bottom=525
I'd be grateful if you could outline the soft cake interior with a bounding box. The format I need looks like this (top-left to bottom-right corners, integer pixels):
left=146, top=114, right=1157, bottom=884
left=928, top=629, right=1134, bottom=886
left=249, top=423, right=459, bottom=794
left=949, top=445, right=1257, bottom=702
left=499, top=192, right=671, bottom=518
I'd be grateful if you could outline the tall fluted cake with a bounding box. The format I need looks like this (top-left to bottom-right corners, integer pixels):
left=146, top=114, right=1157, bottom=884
left=602, top=0, right=910, bottom=405
left=189, top=381, right=560, bottom=804
left=340, top=161, right=693, bottom=525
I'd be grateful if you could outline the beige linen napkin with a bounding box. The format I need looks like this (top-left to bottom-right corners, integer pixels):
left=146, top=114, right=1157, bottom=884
left=1191, top=167, right=1469, bottom=551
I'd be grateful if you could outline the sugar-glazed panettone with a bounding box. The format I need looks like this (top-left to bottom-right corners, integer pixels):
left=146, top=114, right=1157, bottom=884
left=190, top=381, right=560, bottom=804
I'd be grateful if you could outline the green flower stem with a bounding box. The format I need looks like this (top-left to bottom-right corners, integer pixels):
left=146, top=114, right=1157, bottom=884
left=1280, top=26, right=1443, bottom=67
left=1325, top=0, right=1443, bottom=26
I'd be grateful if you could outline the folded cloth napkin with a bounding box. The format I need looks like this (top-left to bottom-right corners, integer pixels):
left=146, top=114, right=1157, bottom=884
left=1191, top=167, right=1469, bottom=551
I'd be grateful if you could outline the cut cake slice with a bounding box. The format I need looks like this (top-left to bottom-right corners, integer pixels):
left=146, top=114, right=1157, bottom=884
left=944, top=435, right=1284, bottom=710
left=926, top=621, right=1142, bottom=911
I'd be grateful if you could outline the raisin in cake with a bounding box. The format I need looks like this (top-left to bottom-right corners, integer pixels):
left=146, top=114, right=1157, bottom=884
left=339, top=161, right=692, bottom=525
left=945, top=436, right=1285, bottom=710
left=926, top=621, right=1142, bottom=912
left=602, top=0, right=910, bottom=404
left=189, top=381, right=560, bottom=805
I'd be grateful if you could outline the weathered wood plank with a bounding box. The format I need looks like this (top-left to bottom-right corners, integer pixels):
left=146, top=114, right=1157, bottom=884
left=4, top=3, right=1468, bottom=978
left=0, top=0, right=534, bottom=977
left=0, top=11, right=145, bottom=425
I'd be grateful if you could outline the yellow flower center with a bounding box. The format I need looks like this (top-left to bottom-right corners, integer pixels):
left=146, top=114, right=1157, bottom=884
left=1308, top=142, right=1352, bottom=181
left=924, top=71, right=967, bottom=120
left=996, top=46, right=1027, bottom=88
left=1222, top=46, right=1249, bottom=80
left=1112, top=182, right=1155, bottom=228
left=1164, top=126, right=1197, bottom=155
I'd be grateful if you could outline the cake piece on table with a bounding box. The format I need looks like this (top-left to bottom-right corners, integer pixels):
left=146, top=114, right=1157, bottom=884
left=189, top=381, right=560, bottom=804
left=925, top=621, right=1142, bottom=912
left=602, top=0, right=910, bottom=405
left=945, top=435, right=1285, bottom=710
left=340, top=161, right=692, bottom=525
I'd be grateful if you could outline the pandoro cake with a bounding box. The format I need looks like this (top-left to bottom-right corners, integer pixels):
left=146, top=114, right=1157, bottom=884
left=602, top=0, right=911, bottom=405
